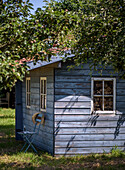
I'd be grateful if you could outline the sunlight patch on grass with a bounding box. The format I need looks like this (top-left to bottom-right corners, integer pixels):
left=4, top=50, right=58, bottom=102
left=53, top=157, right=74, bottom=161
left=0, top=108, right=125, bottom=170
left=0, top=108, right=15, bottom=137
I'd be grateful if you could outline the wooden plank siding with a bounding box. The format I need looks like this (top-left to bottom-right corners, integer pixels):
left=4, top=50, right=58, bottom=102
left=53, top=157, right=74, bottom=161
left=54, top=62, right=125, bottom=156
left=15, top=81, right=23, bottom=140
left=22, top=65, right=55, bottom=155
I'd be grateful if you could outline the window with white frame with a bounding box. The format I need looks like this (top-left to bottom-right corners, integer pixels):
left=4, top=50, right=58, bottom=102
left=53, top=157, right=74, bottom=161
left=26, top=77, right=31, bottom=108
left=91, top=78, right=116, bottom=114
left=40, top=77, right=47, bottom=111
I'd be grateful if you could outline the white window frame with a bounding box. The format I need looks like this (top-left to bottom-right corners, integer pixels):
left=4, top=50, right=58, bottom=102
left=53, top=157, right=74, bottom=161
left=26, top=77, right=31, bottom=108
left=40, top=77, right=47, bottom=111
left=91, top=77, right=116, bottom=114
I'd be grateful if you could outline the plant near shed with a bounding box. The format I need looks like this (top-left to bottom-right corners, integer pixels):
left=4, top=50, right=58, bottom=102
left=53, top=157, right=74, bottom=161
left=0, top=0, right=125, bottom=90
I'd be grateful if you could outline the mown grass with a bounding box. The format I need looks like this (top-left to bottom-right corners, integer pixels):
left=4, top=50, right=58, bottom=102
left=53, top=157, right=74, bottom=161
left=0, top=108, right=125, bottom=170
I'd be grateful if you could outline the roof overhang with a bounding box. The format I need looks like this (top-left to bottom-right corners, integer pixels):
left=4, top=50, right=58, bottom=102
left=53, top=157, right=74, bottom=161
left=27, top=53, right=75, bottom=71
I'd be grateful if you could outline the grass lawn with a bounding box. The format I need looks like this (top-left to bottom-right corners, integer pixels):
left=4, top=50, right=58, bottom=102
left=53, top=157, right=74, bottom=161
left=0, top=108, right=125, bottom=170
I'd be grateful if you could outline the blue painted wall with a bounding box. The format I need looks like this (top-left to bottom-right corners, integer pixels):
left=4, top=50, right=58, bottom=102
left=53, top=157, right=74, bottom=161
left=16, top=59, right=125, bottom=156
left=54, top=61, right=125, bottom=156
left=15, top=80, right=23, bottom=140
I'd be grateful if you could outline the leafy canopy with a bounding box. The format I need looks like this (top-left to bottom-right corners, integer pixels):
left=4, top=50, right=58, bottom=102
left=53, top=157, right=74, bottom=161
left=0, top=0, right=33, bottom=89
left=45, top=0, right=125, bottom=77
left=0, top=0, right=125, bottom=90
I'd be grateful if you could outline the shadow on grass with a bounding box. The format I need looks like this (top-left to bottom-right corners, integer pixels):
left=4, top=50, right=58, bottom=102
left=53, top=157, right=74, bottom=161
left=0, top=137, right=24, bottom=155
left=0, top=124, right=15, bottom=129
left=0, top=108, right=125, bottom=169
left=0, top=134, right=44, bottom=156
left=0, top=115, right=15, bottom=119
left=0, top=125, right=15, bottom=137
left=0, top=135, right=125, bottom=170
left=0, top=160, right=125, bottom=170
left=0, top=161, right=37, bottom=170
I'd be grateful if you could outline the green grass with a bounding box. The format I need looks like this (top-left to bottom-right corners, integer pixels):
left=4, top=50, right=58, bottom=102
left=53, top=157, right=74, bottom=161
left=0, top=108, right=125, bottom=169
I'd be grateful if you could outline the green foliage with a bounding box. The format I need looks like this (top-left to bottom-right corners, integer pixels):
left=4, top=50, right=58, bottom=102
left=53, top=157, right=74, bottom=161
left=0, top=0, right=125, bottom=90
left=111, top=146, right=125, bottom=157
left=0, top=0, right=55, bottom=90
left=0, top=0, right=32, bottom=90
left=44, top=0, right=125, bottom=78
left=0, top=0, right=69, bottom=90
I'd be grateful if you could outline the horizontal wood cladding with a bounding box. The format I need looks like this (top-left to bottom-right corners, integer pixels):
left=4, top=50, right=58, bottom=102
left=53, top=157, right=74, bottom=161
left=30, top=88, right=54, bottom=95
left=55, top=147, right=124, bottom=155
left=55, top=108, right=125, bottom=114
left=55, top=89, right=90, bottom=96
left=55, top=141, right=125, bottom=147
left=54, top=62, right=125, bottom=156
left=55, top=88, right=125, bottom=96
left=55, top=108, right=91, bottom=115
left=55, top=69, right=118, bottom=76
left=116, top=89, right=125, bottom=96
left=24, top=116, right=53, bottom=128
left=22, top=66, right=54, bottom=155
left=31, top=83, right=53, bottom=91
left=55, top=82, right=91, bottom=89
left=55, top=101, right=91, bottom=109
left=116, top=102, right=125, bottom=108
left=55, top=134, right=125, bottom=141
left=33, top=138, right=53, bottom=153
left=55, top=95, right=91, bottom=102
left=117, top=82, right=125, bottom=88
left=54, top=101, right=125, bottom=109
left=28, top=67, right=54, bottom=77
left=24, top=110, right=53, bottom=121
left=24, top=120, right=53, bottom=135
left=61, top=62, right=114, bottom=70
left=55, top=75, right=91, bottom=82
left=116, top=96, right=125, bottom=102
left=54, top=127, right=125, bottom=135
left=55, top=121, right=125, bottom=128
left=23, top=116, right=54, bottom=153
left=55, top=115, right=124, bottom=122
left=25, top=89, right=124, bottom=102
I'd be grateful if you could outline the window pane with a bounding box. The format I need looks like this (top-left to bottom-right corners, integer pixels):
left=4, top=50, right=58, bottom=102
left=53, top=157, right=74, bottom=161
left=40, top=78, right=47, bottom=110
left=44, top=80, right=46, bottom=94
left=29, top=94, right=30, bottom=106
left=104, top=97, right=113, bottom=110
left=104, top=81, right=113, bottom=95
left=41, top=95, right=43, bottom=109
left=27, top=80, right=30, bottom=93
left=41, top=95, right=45, bottom=109
left=27, top=94, right=29, bottom=106
left=27, top=80, right=28, bottom=92
left=41, top=80, right=43, bottom=94
left=29, top=80, right=30, bottom=92
left=94, top=81, right=102, bottom=95
left=94, top=97, right=103, bottom=111
left=44, top=95, right=46, bottom=109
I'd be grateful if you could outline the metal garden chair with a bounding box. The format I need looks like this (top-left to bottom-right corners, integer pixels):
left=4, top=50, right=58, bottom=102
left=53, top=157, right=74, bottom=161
left=18, top=113, right=43, bottom=153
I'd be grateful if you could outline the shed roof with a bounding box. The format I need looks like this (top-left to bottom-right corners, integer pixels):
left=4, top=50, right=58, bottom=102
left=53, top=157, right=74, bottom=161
left=27, top=53, right=74, bottom=71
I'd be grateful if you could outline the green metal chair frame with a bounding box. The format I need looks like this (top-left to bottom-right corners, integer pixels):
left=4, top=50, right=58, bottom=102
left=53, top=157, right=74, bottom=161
left=18, top=113, right=42, bottom=153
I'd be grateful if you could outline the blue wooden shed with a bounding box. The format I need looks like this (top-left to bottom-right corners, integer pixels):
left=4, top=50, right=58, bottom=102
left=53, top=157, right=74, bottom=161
left=16, top=55, right=125, bottom=156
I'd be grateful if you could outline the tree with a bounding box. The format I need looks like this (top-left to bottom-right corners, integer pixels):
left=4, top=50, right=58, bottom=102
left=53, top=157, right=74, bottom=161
left=0, top=0, right=125, bottom=90
left=0, top=0, right=69, bottom=90
left=0, top=0, right=33, bottom=90
left=43, top=0, right=125, bottom=77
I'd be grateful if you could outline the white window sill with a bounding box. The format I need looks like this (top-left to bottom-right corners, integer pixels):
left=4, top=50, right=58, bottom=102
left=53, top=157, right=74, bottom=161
left=40, top=109, right=46, bottom=112
left=26, top=106, right=31, bottom=109
left=93, top=111, right=116, bottom=114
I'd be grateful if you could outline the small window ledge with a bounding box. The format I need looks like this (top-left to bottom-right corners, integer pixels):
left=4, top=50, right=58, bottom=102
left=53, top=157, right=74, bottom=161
left=26, top=106, right=31, bottom=109
left=40, top=109, right=46, bottom=112
left=92, top=110, right=116, bottom=115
